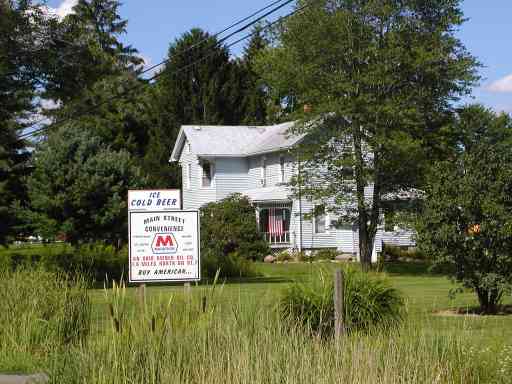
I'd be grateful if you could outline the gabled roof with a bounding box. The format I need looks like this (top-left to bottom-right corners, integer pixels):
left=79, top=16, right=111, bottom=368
left=170, top=121, right=303, bottom=161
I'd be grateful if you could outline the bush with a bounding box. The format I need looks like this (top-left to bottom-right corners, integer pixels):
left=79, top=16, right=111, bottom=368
left=0, top=243, right=127, bottom=282
left=383, top=245, right=426, bottom=262
left=200, top=194, right=269, bottom=278
left=313, top=248, right=338, bottom=261
left=280, top=267, right=405, bottom=336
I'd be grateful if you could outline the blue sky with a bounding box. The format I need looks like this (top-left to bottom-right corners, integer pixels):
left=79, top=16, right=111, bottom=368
left=46, top=0, right=512, bottom=113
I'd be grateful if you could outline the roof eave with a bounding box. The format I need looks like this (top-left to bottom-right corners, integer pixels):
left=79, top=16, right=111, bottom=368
left=169, top=127, right=186, bottom=162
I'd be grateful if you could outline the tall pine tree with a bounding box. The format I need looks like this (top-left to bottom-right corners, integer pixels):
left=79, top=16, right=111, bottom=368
left=43, top=0, right=142, bottom=103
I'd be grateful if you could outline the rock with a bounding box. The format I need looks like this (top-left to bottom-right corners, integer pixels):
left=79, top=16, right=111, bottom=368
left=264, top=255, right=275, bottom=263
left=0, top=374, right=49, bottom=384
left=335, top=254, right=352, bottom=261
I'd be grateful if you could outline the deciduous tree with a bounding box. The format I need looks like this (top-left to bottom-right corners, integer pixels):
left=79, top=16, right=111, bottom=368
left=257, top=0, right=479, bottom=269
left=418, top=106, right=512, bottom=314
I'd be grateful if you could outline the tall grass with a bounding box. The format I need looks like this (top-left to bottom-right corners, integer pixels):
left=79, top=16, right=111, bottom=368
left=0, top=269, right=510, bottom=383
left=0, top=268, right=90, bottom=374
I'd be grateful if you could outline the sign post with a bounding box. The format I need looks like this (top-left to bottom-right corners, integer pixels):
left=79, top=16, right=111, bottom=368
left=127, top=189, right=200, bottom=288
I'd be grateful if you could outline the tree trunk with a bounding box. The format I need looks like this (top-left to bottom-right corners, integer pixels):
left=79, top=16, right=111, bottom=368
left=352, top=123, right=380, bottom=272
left=476, top=287, right=501, bottom=314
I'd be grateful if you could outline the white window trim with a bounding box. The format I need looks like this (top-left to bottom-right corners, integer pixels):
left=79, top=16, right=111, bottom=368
left=314, top=205, right=330, bottom=234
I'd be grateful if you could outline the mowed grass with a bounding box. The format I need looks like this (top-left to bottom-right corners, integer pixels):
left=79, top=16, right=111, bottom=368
left=88, top=261, right=512, bottom=345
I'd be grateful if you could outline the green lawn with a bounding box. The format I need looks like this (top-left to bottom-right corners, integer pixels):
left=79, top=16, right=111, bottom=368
left=87, top=260, right=512, bottom=346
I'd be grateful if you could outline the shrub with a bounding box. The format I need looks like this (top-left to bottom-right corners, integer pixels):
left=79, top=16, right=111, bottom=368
left=313, top=248, right=338, bottom=261
left=280, top=267, right=405, bottom=336
left=275, top=250, right=293, bottom=262
left=0, top=243, right=127, bottom=282
left=383, top=245, right=426, bottom=262
left=200, top=194, right=269, bottom=277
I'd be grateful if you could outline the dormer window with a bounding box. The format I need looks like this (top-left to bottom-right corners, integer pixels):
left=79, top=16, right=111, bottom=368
left=201, top=161, right=213, bottom=187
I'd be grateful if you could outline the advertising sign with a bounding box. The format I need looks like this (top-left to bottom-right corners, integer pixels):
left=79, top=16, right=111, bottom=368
left=128, top=189, right=181, bottom=211
left=129, top=210, right=200, bottom=283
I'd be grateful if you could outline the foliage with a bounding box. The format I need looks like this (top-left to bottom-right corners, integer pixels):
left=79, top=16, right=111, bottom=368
left=27, top=125, right=145, bottom=245
left=42, top=0, right=142, bottom=103
left=147, top=28, right=269, bottom=187
left=418, top=106, right=512, bottom=314
left=382, top=245, right=426, bottom=262
left=200, top=194, right=269, bottom=277
left=0, top=242, right=127, bottom=282
left=280, top=267, right=405, bottom=335
left=256, top=0, right=479, bottom=269
left=0, top=268, right=91, bottom=352
left=0, top=0, right=47, bottom=244
left=313, top=248, right=338, bottom=261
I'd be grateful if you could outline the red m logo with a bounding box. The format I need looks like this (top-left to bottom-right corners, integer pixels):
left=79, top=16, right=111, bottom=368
left=155, top=235, right=173, bottom=247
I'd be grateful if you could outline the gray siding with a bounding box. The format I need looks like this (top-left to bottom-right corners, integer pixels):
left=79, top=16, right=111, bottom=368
left=382, top=230, right=416, bottom=247
left=215, top=157, right=250, bottom=200
left=247, top=152, right=295, bottom=189
left=179, top=139, right=217, bottom=210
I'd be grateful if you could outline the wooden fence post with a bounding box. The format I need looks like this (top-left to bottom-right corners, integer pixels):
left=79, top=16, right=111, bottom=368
left=334, top=269, right=345, bottom=339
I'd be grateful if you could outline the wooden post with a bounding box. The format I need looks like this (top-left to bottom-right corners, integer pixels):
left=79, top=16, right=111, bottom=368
left=184, top=282, right=191, bottom=296
left=334, top=269, right=345, bottom=339
left=138, top=283, right=146, bottom=310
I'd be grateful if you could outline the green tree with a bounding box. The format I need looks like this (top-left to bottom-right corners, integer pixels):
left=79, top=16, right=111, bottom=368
left=0, top=0, right=48, bottom=244
left=55, top=73, right=151, bottom=159
left=237, top=26, right=269, bottom=125
left=257, top=0, right=478, bottom=269
left=417, top=106, right=512, bottom=314
left=27, top=125, right=145, bottom=245
left=200, top=194, right=269, bottom=277
left=43, top=0, right=142, bottom=103
left=146, top=28, right=267, bottom=187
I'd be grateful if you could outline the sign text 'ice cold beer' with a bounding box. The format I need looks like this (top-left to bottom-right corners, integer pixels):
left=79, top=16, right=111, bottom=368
left=128, top=189, right=181, bottom=211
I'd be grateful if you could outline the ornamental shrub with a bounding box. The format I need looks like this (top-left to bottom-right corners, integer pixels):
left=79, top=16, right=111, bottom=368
left=200, top=194, right=269, bottom=278
left=280, top=267, right=405, bottom=336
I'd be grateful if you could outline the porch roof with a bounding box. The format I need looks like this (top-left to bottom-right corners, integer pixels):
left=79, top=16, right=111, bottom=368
left=242, top=186, right=292, bottom=203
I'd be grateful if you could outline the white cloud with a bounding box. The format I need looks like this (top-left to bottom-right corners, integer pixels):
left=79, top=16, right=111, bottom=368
left=43, top=0, right=78, bottom=20
left=487, top=74, right=512, bottom=93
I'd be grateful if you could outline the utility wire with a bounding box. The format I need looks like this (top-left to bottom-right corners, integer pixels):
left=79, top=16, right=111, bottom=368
left=21, top=1, right=309, bottom=141
left=21, top=0, right=293, bottom=136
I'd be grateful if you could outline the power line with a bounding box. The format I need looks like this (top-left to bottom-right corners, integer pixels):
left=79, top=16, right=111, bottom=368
left=21, top=1, right=310, bottom=141
left=21, top=0, right=293, bottom=137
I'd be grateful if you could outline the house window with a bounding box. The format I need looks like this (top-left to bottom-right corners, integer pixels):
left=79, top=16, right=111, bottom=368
left=186, top=163, right=192, bottom=189
left=280, top=155, right=285, bottom=183
left=260, top=157, right=266, bottom=187
left=201, top=161, right=213, bottom=187
left=314, top=205, right=326, bottom=234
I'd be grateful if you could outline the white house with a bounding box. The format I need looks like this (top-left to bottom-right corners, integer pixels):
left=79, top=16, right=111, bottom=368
left=170, top=122, right=415, bottom=262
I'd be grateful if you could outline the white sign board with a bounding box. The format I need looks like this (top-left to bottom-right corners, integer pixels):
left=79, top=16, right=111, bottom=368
left=129, top=210, right=200, bottom=283
left=128, top=189, right=181, bottom=211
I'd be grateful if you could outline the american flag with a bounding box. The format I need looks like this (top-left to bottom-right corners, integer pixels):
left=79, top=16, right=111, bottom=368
left=268, top=208, right=284, bottom=236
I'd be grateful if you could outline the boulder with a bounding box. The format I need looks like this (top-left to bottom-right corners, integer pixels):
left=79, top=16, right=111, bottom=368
left=0, top=374, right=48, bottom=384
left=264, top=255, right=275, bottom=263
left=335, top=254, right=353, bottom=262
